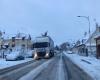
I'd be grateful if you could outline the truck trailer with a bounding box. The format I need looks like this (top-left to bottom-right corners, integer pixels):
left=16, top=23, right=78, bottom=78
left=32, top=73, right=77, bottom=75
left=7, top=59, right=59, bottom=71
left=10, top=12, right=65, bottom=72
left=33, top=36, right=54, bottom=59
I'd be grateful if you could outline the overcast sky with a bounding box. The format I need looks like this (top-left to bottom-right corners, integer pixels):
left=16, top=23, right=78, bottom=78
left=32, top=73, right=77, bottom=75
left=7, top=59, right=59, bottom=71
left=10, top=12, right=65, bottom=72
left=0, top=0, right=100, bottom=44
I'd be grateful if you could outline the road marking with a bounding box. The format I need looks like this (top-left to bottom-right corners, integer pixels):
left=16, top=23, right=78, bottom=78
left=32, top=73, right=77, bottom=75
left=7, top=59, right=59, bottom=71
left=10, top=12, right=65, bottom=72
left=19, top=59, right=53, bottom=80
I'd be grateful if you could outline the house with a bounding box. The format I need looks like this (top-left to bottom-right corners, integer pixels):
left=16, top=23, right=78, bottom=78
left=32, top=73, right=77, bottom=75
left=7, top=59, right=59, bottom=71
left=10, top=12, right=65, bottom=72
left=72, top=40, right=88, bottom=56
left=0, top=32, right=34, bottom=58
left=3, top=33, right=33, bottom=51
left=0, top=31, right=5, bottom=49
left=85, top=23, right=100, bottom=56
left=72, top=23, right=100, bottom=57
left=94, top=33, right=100, bottom=59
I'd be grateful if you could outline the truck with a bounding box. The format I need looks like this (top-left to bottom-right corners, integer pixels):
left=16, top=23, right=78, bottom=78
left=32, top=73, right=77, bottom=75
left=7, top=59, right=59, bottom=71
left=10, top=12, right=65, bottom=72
left=33, top=36, right=54, bottom=59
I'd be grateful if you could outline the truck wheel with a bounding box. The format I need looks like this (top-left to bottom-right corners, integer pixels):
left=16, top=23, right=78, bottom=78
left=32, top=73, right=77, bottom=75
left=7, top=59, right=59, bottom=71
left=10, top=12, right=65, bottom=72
left=51, top=52, right=54, bottom=57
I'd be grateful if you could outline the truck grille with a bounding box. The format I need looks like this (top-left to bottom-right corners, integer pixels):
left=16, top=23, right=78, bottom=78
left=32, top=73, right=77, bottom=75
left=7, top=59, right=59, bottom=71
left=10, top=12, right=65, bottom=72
left=37, top=52, right=46, bottom=57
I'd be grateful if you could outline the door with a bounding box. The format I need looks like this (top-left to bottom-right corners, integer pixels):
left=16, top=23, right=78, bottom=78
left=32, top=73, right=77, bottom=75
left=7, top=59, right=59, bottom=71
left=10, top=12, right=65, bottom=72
left=97, top=45, right=100, bottom=58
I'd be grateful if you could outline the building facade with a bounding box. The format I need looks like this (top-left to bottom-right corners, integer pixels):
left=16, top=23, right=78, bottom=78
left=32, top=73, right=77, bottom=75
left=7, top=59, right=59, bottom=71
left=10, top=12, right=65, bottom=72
left=85, top=24, right=100, bottom=56
left=3, top=33, right=33, bottom=50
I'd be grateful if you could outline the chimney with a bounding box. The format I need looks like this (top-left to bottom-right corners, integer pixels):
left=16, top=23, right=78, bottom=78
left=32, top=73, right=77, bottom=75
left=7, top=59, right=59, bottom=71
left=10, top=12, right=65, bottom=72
left=96, top=23, right=100, bottom=32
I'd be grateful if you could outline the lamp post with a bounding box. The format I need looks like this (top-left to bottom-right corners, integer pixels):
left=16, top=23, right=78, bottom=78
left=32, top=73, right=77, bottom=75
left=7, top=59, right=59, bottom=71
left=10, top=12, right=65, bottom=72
left=77, top=16, right=92, bottom=56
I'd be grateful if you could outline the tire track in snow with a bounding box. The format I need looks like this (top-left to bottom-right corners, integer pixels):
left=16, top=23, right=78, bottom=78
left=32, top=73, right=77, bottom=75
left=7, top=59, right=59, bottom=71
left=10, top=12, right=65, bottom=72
left=19, top=59, right=53, bottom=80
left=57, top=53, right=68, bottom=80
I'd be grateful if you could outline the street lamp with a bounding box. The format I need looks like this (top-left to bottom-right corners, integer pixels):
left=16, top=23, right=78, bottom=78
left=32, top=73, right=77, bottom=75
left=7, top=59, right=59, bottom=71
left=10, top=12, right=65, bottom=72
left=77, top=16, right=92, bottom=56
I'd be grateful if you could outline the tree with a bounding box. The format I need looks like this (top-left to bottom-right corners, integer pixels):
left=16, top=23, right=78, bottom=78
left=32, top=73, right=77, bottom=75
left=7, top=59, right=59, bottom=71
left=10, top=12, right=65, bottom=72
left=55, top=45, right=60, bottom=50
left=28, top=34, right=31, bottom=40
left=60, top=42, right=70, bottom=51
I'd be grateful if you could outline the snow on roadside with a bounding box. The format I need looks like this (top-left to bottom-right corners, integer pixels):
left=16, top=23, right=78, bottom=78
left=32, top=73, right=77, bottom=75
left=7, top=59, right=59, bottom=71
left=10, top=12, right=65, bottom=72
left=0, top=58, right=33, bottom=69
left=64, top=52, right=100, bottom=80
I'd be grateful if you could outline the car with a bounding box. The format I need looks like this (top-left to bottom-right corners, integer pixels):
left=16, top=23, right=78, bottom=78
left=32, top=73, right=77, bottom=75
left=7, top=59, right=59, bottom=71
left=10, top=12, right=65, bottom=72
left=25, top=50, right=34, bottom=58
left=6, top=51, right=24, bottom=61
left=54, top=50, right=60, bottom=53
left=67, top=51, right=73, bottom=54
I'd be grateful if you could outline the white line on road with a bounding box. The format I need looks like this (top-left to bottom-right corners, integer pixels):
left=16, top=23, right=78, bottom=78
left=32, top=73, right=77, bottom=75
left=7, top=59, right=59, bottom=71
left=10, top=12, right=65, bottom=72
left=19, top=59, right=53, bottom=80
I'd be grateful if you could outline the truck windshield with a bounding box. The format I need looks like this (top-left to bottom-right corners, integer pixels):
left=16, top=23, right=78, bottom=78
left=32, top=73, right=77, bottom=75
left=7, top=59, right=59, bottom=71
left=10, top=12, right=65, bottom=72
left=34, top=42, right=49, bottom=48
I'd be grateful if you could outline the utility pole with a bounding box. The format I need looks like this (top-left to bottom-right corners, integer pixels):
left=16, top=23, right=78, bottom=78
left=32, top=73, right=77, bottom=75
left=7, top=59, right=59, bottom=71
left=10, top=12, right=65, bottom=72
left=77, top=16, right=92, bottom=56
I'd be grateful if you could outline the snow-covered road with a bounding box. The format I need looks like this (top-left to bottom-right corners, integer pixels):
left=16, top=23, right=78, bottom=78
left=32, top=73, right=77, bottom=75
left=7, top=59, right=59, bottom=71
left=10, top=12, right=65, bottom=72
left=57, top=53, right=67, bottom=80
left=0, top=59, right=47, bottom=80
left=19, top=53, right=67, bottom=80
left=0, top=53, right=94, bottom=80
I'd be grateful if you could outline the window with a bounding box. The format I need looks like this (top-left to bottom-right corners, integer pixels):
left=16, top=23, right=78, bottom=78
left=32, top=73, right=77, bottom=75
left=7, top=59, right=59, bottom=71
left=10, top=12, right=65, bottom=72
left=12, top=37, right=15, bottom=42
left=34, top=42, right=49, bottom=48
left=22, top=37, right=25, bottom=41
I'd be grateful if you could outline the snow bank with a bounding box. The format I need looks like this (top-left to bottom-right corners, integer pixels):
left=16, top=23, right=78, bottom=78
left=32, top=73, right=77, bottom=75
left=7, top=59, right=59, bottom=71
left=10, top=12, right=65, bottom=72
left=64, top=52, right=100, bottom=80
left=0, top=58, right=33, bottom=69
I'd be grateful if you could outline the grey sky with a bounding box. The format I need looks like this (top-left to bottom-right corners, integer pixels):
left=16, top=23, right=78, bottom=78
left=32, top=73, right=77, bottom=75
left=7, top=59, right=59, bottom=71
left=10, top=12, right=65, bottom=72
left=0, top=0, right=99, bottom=44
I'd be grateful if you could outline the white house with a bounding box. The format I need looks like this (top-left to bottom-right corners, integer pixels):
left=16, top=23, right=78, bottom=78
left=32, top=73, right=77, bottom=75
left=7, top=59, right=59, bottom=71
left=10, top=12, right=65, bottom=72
left=85, top=23, right=100, bottom=56
left=72, top=23, right=100, bottom=57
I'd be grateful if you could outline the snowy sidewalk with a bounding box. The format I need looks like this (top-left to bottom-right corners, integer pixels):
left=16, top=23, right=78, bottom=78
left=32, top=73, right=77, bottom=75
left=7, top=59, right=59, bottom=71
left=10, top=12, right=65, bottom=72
left=64, top=52, right=100, bottom=80
left=0, top=58, right=33, bottom=69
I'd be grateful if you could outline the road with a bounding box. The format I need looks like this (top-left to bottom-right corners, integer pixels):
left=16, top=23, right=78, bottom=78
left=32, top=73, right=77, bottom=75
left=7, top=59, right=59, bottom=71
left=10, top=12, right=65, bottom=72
left=32, top=54, right=68, bottom=80
left=0, top=53, right=93, bottom=80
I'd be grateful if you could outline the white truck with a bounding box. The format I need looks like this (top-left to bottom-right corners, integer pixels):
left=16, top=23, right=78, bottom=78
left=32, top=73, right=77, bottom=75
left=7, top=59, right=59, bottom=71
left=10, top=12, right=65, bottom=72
left=33, top=36, right=54, bottom=59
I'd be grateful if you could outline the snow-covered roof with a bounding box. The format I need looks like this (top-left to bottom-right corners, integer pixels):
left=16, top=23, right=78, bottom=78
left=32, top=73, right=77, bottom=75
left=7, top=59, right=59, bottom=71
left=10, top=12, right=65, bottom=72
left=2, top=34, right=10, bottom=39
left=83, top=34, right=89, bottom=40
left=15, top=33, right=29, bottom=39
left=4, top=42, right=9, bottom=45
left=85, top=43, right=96, bottom=46
left=2, top=33, right=32, bottom=40
left=94, top=33, right=100, bottom=39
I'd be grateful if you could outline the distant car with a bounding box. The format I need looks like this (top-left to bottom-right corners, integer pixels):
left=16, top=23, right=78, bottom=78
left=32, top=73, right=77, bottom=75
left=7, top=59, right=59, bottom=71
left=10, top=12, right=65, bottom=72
left=6, top=51, right=24, bottom=61
left=54, top=50, right=60, bottom=55
left=67, top=51, right=73, bottom=54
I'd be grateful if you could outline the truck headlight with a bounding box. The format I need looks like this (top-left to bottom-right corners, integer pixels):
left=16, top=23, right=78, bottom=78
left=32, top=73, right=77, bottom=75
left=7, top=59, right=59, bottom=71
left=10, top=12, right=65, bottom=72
left=34, top=53, right=37, bottom=58
left=45, top=53, right=49, bottom=57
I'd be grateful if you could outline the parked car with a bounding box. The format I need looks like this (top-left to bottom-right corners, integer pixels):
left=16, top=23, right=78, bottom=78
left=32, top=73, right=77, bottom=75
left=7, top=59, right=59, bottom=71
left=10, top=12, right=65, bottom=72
left=54, top=50, right=60, bottom=53
left=67, top=51, right=73, bottom=54
left=6, top=51, right=24, bottom=61
left=25, top=50, right=34, bottom=58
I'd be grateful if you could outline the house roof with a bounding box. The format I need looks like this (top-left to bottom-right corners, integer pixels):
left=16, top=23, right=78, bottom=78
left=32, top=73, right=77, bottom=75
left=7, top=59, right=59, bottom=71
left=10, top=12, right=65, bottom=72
left=2, top=33, right=32, bottom=40
left=94, top=33, right=100, bottom=39
left=85, top=43, right=96, bottom=46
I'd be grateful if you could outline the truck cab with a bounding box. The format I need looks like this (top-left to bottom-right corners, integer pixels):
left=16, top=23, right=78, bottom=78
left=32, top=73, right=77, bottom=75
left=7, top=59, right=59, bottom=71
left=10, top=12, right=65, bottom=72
left=33, top=36, right=54, bottom=59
